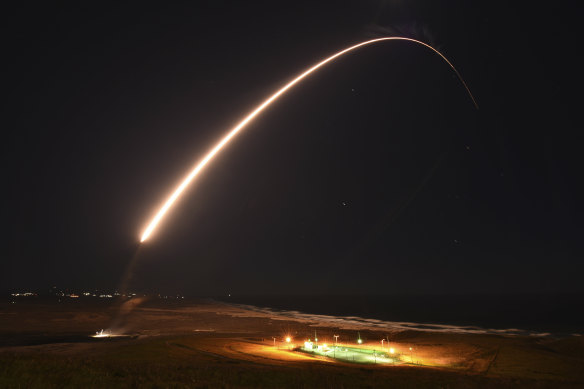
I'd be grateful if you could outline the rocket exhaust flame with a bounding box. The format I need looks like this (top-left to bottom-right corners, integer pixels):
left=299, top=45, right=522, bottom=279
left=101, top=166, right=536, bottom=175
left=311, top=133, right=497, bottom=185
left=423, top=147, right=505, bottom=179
left=140, top=37, right=477, bottom=242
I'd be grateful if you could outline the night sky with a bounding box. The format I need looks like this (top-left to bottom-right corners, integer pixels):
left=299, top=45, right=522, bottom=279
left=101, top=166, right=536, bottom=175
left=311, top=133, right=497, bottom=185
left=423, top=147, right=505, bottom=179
left=3, top=1, right=583, bottom=296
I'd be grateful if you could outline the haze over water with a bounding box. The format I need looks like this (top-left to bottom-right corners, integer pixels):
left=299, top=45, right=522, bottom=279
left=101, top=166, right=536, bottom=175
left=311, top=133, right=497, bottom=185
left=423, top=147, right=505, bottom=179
left=218, top=293, right=584, bottom=336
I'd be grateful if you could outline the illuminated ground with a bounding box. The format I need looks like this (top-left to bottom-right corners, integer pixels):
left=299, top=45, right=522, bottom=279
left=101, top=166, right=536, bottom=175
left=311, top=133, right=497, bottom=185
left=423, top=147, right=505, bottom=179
left=298, top=343, right=399, bottom=364
left=1, top=298, right=583, bottom=388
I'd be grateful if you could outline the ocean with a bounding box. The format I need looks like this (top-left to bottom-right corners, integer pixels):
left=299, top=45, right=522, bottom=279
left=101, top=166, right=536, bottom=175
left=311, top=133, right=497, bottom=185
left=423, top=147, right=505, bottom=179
left=216, top=293, right=584, bottom=336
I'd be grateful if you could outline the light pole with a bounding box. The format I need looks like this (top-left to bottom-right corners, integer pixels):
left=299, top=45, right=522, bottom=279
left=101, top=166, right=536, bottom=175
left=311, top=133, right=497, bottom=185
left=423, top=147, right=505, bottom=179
left=272, top=337, right=276, bottom=348
left=381, top=338, right=385, bottom=349
left=334, top=335, right=339, bottom=346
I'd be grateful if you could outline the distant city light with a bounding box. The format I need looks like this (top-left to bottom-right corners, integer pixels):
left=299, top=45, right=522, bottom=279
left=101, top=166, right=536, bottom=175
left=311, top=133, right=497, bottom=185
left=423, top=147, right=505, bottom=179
left=8, top=289, right=181, bottom=301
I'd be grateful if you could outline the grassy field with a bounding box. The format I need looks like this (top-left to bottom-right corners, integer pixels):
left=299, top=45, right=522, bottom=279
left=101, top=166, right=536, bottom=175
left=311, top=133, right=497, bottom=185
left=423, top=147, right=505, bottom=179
left=1, top=299, right=583, bottom=388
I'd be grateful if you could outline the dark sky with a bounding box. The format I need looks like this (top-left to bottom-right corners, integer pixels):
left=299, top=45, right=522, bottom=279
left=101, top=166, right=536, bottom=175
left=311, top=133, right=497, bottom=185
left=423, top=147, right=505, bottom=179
left=3, top=1, right=583, bottom=296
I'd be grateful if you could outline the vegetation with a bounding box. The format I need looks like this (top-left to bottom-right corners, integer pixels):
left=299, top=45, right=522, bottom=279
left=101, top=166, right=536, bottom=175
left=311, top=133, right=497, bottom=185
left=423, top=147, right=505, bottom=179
left=2, top=336, right=582, bottom=388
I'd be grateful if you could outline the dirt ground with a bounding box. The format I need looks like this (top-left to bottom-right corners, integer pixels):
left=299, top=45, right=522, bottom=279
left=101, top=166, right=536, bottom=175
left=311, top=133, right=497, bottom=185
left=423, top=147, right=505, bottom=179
left=1, top=298, right=583, bottom=388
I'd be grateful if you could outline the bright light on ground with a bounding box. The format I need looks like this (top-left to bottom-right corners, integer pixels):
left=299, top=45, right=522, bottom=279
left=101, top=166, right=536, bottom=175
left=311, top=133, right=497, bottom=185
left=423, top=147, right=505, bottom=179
left=91, top=329, right=128, bottom=338
left=299, top=342, right=400, bottom=365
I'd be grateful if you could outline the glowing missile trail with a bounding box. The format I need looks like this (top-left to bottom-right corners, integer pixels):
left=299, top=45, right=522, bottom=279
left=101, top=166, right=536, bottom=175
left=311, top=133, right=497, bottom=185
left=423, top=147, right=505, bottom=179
left=140, top=37, right=477, bottom=242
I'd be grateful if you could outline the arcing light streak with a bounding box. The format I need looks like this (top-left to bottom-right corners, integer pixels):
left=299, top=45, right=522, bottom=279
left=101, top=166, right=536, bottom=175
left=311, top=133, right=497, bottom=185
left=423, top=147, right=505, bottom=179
left=140, top=37, right=477, bottom=242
